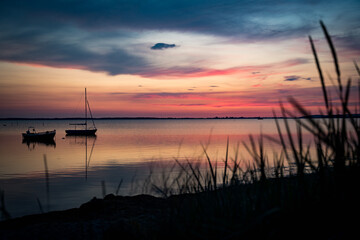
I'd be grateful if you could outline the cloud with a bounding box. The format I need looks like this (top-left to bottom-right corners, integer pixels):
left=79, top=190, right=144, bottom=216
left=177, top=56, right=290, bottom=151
left=105, top=85, right=358, bottom=115
left=140, top=58, right=309, bottom=78
left=133, top=92, right=208, bottom=99
left=151, top=43, right=176, bottom=50
left=334, top=34, right=360, bottom=54
left=0, top=26, right=151, bottom=76
left=0, top=1, right=328, bottom=38
left=0, top=22, right=309, bottom=78
left=157, top=103, right=206, bottom=107
left=284, top=75, right=312, bottom=81
left=0, top=0, right=359, bottom=77
left=1, top=1, right=359, bottom=42
left=284, top=75, right=301, bottom=81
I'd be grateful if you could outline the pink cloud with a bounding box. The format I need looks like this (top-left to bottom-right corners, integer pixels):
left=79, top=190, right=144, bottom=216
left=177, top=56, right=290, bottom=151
left=141, top=58, right=310, bottom=78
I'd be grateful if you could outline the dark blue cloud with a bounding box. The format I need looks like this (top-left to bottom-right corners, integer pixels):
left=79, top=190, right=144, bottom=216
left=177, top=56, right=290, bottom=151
left=284, top=76, right=312, bottom=81
left=151, top=43, right=176, bottom=50
left=284, top=75, right=301, bottom=81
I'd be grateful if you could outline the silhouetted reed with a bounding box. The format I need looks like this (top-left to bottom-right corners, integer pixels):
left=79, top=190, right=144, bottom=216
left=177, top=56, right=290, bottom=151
left=115, top=178, right=123, bottom=195
left=101, top=180, right=107, bottom=198
left=0, top=190, right=11, bottom=220
left=33, top=155, right=50, bottom=215
left=43, top=155, right=50, bottom=212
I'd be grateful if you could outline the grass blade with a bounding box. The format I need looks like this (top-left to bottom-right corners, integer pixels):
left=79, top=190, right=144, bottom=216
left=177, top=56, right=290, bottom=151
left=309, top=35, right=329, bottom=112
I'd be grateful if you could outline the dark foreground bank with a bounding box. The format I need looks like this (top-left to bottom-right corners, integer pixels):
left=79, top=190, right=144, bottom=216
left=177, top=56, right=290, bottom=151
left=1, top=168, right=359, bottom=240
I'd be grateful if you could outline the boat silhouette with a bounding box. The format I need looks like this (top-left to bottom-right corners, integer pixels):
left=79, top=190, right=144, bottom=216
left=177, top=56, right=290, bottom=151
left=22, top=127, right=56, bottom=141
left=66, top=88, right=97, bottom=136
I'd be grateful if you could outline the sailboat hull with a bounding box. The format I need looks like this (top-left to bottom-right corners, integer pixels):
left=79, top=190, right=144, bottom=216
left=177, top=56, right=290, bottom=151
left=65, top=129, right=97, bottom=136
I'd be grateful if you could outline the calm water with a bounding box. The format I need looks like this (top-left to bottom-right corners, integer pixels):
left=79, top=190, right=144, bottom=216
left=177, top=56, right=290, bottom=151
left=0, top=119, right=299, bottom=218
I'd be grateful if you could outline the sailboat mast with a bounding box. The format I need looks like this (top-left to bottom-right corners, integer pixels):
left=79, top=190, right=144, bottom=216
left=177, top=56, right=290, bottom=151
left=85, top=88, right=87, bottom=130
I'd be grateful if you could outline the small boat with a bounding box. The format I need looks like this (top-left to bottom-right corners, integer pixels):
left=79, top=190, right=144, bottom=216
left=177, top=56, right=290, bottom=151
left=22, top=127, right=56, bottom=141
left=66, top=88, right=97, bottom=136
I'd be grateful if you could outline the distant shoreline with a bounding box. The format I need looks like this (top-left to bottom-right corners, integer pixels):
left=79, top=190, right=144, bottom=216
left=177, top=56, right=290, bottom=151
left=0, top=114, right=359, bottom=120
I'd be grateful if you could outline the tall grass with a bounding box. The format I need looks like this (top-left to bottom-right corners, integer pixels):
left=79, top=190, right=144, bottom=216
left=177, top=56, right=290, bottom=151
left=146, top=21, right=359, bottom=193
left=143, top=21, right=359, bottom=239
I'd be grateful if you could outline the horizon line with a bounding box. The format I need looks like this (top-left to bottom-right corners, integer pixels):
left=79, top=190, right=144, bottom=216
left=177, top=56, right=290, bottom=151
left=1, top=114, right=358, bottom=121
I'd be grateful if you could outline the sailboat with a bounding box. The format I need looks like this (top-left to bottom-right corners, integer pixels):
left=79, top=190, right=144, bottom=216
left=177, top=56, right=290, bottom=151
left=65, top=88, right=97, bottom=136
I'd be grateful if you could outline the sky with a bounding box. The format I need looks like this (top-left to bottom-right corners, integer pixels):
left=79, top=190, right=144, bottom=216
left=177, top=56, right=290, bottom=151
left=0, top=0, right=359, bottom=118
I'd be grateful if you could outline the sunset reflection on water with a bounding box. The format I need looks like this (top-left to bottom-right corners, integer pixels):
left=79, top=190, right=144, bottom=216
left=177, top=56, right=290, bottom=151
left=0, top=119, right=304, bottom=217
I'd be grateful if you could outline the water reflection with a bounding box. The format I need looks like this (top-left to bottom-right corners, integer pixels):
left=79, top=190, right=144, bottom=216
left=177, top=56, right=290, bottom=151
left=65, top=135, right=96, bottom=145
left=66, top=135, right=97, bottom=180
left=22, top=138, right=56, bottom=150
left=0, top=119, right=306, bottom=218
left=0, top=162, right=151, bottom=218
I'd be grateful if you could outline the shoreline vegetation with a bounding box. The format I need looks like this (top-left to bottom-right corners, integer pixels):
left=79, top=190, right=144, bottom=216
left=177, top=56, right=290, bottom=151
left=1, top=21, right=360, bottom=239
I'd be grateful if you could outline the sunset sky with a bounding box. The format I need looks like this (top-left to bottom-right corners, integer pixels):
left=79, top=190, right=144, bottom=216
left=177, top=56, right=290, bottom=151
left=0, top=0, right=359, bottom=118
